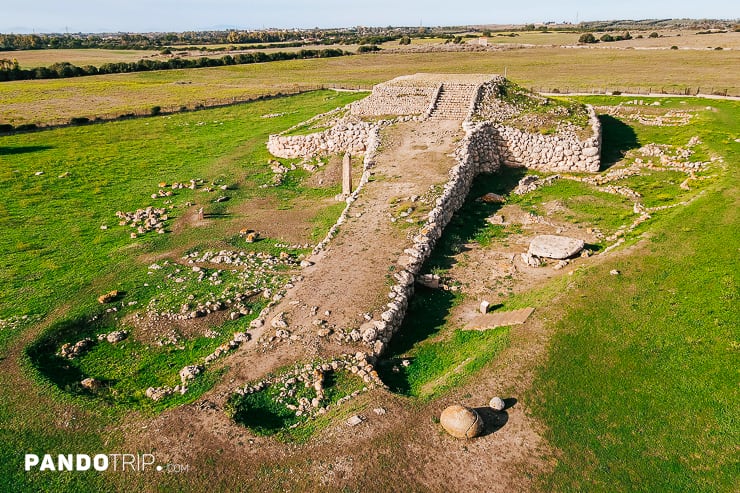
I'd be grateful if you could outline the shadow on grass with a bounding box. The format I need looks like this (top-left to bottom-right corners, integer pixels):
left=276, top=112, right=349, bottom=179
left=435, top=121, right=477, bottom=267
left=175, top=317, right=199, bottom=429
left=598, top=115, right=639, bottom=170
left=25, top=316, right=102, bottom=393
left=0, top=145, right=53, bottom=155
left=425, top=166, right=527, bottom=272
left=228, top=391, right=297, bottom=435
left=378, top=167, right=526, bottom=394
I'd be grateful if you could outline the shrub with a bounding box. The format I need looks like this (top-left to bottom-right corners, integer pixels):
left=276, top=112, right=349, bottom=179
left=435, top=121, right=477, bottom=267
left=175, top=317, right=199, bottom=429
left=399, top=36, right=411, bottom=45
left=671, top=45, right=679, bottom=50
left=357, top=45, right=380, bottom=53
left=714, top=46, right=723, bottom=50
left=600, top=34, right=614, bottom=42
left=0, top=124, right=14, bottom=133
left=649, top=32, right=660, bottom=38
left=70, top=117, right=90, bottom=125
left=15, top=123, right=37, bottom=131
left=150, top=106, right=162, bottom=116
left=578, top=33, right=597, bottom=44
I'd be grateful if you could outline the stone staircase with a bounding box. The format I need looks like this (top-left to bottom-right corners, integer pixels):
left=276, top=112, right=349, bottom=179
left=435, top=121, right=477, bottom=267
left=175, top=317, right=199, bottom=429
left=428, top=83, right=478, bottom=120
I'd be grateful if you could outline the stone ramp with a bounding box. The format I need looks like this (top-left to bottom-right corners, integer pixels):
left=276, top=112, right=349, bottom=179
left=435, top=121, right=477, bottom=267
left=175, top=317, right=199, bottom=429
left=428, top=83, right=479, bottom=121
left=236, top=119, right=465, bottom=369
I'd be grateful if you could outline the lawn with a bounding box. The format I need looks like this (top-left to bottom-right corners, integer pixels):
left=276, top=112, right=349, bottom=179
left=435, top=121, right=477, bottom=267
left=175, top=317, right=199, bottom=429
left=528, top=97, right=739, bottom=492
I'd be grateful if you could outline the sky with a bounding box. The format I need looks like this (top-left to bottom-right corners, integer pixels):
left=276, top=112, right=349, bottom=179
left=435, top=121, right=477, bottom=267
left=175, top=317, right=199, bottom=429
left=2, top=0, right=738, bottom=33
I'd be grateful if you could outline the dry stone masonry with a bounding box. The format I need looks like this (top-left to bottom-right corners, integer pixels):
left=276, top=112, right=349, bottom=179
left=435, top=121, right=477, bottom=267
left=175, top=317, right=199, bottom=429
left=264, top=74, right=602, bottom=358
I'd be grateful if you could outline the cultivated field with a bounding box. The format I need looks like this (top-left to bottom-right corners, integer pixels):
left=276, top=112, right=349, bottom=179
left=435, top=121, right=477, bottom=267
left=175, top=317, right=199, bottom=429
left=1, top=46, right=739, bottom=126
left=1, top=39, right=738, bottom=493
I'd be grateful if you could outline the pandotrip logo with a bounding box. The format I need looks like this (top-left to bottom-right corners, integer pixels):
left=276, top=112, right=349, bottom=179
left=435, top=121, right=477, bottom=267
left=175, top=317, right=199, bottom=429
left=24, top=454, right=189, bottom=473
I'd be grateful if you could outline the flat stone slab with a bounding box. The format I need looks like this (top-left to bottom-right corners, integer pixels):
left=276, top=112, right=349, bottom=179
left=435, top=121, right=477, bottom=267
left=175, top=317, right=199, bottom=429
left=465, top=307, right=535, bottom=331
left=528, top=235, right=584, bottom=259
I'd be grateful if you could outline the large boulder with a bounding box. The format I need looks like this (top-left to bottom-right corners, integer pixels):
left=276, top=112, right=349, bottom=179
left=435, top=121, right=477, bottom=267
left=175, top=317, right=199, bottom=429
left=440, top=404, right=484, bottom=439
left=528, top=235, right=585, bottom=260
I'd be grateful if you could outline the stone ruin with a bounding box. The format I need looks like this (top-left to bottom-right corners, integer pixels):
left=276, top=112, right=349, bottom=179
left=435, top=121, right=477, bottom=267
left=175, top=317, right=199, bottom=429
left=268, top=73, right=601, bottom=173
left=264, top=73, right=603, bottom=358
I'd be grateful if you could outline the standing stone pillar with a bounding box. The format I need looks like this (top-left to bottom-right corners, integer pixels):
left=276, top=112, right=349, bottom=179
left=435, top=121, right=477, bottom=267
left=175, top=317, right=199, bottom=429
left=342, top=152, right=352, bottom=196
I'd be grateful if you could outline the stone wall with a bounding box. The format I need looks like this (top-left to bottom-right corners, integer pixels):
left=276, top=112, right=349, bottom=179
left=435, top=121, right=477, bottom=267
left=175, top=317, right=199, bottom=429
left=350, top=83, right=438, bottom=117
left=491, top=106, right=602, bottom=172
left=362, top=122, right=502, bottom=355
left=267, top=118, right=372, bottom=159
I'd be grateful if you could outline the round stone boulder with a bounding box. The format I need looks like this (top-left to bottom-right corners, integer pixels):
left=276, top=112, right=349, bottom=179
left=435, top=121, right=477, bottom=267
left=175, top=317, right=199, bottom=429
left=440, top=404, right=484, bottom=439
left=489, top=397, right=506, bottom=411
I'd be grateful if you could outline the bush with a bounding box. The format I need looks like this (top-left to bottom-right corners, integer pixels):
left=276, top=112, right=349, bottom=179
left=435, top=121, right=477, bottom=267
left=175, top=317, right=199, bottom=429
left=150, top=106, right=162, bottom=116
left=649, top=32, right=660, bottom=38
left=15, top=123, right=37, bottom=131
left=399, top=36, right=411, bottom=46
left=600, top=34, right=614, bottom=42
left=714, top=46, right=724, bottom=50
left=69, top=117, right=90, bottom=125
left=671, top=46, right=679, bottom=50
left=0, top=124, right=14, bottom=133
left=578, top=33, right=597, bottom=44
left=357, top=45, right=380, bottom=53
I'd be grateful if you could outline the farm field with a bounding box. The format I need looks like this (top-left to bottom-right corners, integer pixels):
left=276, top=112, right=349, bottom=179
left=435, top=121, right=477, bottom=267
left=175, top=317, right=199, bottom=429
left=1, top=47, right=739, bottom=126
left=0, top=48, right=160, bottom=68
left=0, top=27, right=738, bottom=492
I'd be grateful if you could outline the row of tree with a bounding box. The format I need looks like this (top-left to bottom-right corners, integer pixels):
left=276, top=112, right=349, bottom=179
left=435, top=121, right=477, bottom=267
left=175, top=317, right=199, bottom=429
left=0, top=49, right=348, bottom=82
left=0, top=31, right=305, bottom=51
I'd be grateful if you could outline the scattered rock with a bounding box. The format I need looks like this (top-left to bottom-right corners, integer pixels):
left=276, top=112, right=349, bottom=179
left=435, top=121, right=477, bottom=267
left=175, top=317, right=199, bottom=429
left=179, top=365, right=204, bottom=384
left=81, top=378, right=103, bottom=391
left=528, top=235, right=584, bottom=260
left=520, top=252, right=542, bottom=267
left=105, top=330, right=128, bottom=343
left=97, top=290, right=119, bottom=304
left=486, top=214, right=505, bottom=225
left=346, top=415, right=364, bottom=427
left=440, top=404, right=484, bottom=439
left=145, top=386, right=174, bottom=401
left=488, top=397, right=506, bottom=411
left=373, top=407, right=387, bottom=415
left=417, top=273, right=441, bottom=289
left=479, top=192, right=505, bottom=203
left=610, top=269, right=621, bottom=276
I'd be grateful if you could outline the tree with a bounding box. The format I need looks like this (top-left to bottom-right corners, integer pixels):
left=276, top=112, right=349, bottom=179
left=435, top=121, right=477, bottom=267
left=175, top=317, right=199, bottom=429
left=600, top=34, right=614, bottom=42
left=578, top=33, right=597, bottom=44
left=399, top=36, right=411, bottom=45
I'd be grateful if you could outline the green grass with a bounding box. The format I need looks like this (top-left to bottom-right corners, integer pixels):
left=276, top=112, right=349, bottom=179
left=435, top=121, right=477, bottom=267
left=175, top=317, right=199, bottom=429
left=0, top=90, right=365, bottom=491
left=0, top=90, right=363, bottom=324
left=529, top=97, right=739, bottom=492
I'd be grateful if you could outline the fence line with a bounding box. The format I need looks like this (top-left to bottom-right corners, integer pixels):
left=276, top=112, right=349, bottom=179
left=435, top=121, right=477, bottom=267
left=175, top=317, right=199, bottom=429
left=529, top=86, right=738, bottom=98
left=7, top=83, right=374, bottom=131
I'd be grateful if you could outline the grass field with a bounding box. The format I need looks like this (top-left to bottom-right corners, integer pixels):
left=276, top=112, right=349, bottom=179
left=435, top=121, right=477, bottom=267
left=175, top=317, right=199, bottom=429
left=523, top=96, right=739, bottom=492
left=0, top=89, right=368, bottom=491
left=375, top=95, right=738, bottom=491
left=1, top=47, right=738, bottom=125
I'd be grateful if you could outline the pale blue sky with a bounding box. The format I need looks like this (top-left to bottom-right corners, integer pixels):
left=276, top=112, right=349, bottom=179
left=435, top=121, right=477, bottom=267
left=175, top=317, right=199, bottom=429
left=2, top=0, right=738, bottom=33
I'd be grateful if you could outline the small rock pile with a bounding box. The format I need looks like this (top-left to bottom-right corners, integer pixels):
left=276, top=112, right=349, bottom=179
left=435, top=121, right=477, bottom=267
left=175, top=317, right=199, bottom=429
left=513, top=174, right=560, bottom=195
left=116, top=207, right=168, bottom=238
left=59, top=338, right=94, bottom=359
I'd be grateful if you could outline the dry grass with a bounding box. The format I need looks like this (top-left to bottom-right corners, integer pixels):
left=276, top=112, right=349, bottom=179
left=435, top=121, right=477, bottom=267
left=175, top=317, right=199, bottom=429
left=1, top=47, right=739, bottom=125
left=0, top=48, right=160, bottom=68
